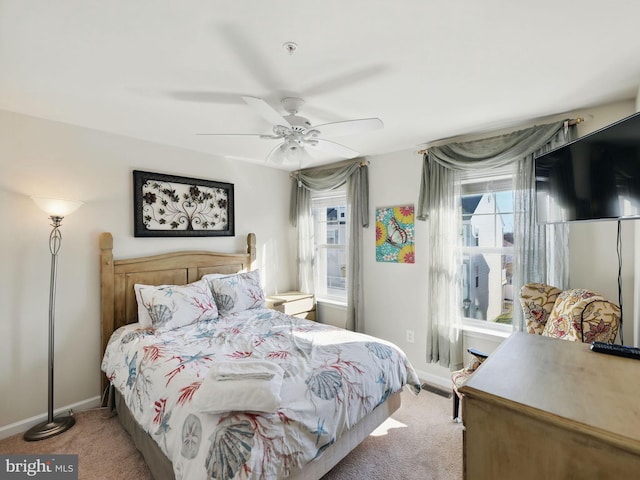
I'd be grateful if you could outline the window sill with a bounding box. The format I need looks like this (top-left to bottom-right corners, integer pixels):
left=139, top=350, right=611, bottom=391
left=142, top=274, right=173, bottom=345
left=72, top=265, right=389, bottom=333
left=316, top=298, right=347, bottom=308
left=461, top=320, right=512, bottom=340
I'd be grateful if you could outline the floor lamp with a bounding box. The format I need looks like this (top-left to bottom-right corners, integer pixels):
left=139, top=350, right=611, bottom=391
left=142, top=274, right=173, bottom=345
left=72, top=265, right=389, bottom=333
left=24, top=197, right=83, bottom=441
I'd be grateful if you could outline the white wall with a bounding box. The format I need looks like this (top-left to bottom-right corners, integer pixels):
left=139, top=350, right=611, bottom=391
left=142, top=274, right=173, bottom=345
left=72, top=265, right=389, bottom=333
left=0, top=110, right=295, bottom=433
left=364, top=150, right=451, bottom=386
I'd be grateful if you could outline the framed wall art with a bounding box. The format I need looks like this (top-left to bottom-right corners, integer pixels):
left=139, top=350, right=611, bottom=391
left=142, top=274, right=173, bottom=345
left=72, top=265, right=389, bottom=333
left=133, top=170, right=234, bottom=237
left=375, top=204, right=415, bottom=263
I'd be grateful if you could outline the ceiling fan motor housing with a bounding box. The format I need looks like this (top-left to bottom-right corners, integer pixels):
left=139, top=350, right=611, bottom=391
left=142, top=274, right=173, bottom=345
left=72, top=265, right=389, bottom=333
left=285, top=115, right=312, bottom=130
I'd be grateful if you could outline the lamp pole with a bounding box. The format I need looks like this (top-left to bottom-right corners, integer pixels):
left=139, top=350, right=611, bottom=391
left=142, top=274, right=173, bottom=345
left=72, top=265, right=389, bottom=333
left=25, top=199, right=82, bottom=441
left=47, top=216, right=62, bottom=424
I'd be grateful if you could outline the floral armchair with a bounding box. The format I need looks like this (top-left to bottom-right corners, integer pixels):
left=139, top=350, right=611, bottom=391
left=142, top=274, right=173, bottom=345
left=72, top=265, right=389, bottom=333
left=520, top=283, right=620, bottom=343
left=451, top=348, right=488, bottom=420
left=451, top=283, right=621, bottom=420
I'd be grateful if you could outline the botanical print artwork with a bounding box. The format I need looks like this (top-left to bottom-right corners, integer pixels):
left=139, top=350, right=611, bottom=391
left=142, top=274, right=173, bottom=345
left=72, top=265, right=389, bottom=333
left=142, top=181, right=228, bottom=231
left=376, top=205, right=415, bottom=263
left=133, top=170, right=234, bottom=237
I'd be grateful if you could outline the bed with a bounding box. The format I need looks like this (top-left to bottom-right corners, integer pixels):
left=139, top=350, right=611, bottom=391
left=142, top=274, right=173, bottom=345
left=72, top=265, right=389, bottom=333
left=99, top=232, right=421, bottom=479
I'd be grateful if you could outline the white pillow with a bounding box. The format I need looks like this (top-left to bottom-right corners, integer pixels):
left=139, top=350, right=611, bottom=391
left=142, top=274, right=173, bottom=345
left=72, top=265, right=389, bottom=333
left=207, top=270, right=265, bottom=315
left=134, top=279, right=218, bottom=330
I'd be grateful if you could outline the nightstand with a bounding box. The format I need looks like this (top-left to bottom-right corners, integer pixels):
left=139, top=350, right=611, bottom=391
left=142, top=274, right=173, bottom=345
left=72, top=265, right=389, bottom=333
left=266, top=291, right=316, bottom=320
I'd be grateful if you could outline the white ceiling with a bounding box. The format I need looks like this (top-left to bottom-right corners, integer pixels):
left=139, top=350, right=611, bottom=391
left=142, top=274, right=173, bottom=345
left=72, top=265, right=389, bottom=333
left=2, top=1, right=640, bottom=170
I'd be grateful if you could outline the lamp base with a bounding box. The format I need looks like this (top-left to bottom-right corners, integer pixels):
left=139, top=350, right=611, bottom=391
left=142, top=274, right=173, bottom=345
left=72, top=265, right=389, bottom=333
left=23, top=415, right=75, bottom=442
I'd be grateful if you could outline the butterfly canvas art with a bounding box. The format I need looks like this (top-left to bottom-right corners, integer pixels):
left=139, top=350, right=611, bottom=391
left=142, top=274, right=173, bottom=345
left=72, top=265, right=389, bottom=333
left=375, top=205, right=415, bottom=263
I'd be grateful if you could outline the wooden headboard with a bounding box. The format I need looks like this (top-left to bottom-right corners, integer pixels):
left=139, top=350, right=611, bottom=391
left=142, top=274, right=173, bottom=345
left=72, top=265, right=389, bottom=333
left=99, top=231, right=256, bottom=392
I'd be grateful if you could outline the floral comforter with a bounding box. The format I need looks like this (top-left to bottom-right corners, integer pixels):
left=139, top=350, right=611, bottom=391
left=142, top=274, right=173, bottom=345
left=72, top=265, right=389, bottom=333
left=102, top=307, right=420, bottom=480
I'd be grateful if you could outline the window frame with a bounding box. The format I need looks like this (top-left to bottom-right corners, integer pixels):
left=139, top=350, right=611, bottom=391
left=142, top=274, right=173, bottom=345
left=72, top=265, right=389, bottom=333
left=459, top=171, right=515, bottom=336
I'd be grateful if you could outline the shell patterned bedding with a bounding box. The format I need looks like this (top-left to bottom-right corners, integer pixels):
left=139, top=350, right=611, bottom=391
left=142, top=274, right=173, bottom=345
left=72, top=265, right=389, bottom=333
left=102, top=306, right=420, bottom=480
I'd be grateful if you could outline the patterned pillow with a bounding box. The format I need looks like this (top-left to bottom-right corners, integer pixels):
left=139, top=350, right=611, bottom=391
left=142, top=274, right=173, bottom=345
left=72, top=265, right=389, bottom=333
left=541, top=289, right=606, bottom=341
left=134, top=279, right=218, bottom=330
left=207, top=270, right=265, bottom=315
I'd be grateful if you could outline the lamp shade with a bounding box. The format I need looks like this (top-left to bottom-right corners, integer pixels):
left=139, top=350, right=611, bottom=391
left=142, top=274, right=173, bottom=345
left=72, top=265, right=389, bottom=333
left=31, top=197, right=83, bottom=217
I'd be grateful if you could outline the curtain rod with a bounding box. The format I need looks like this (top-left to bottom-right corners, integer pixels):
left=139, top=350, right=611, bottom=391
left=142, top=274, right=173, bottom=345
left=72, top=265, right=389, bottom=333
left=417, top=117, right=584, bottom=155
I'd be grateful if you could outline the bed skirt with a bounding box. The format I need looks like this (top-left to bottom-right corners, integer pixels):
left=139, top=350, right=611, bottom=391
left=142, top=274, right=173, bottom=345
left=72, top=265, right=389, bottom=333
left=115, top=390, right=174, bottom=480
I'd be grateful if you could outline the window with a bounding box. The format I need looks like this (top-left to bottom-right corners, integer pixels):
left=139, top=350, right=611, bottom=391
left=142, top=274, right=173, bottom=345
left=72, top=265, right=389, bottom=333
left=459, top=172, right=514, bottom=333
left=312, top=189, right=348, bottom=303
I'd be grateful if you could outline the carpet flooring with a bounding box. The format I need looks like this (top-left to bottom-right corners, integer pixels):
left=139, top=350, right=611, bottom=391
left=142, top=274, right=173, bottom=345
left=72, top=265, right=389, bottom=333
left=0, top=388, right=463, bottom=479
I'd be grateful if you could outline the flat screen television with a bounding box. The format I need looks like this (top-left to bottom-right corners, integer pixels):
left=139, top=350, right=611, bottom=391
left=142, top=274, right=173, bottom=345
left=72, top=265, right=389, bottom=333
left=535, top=112, right=640, bottom=224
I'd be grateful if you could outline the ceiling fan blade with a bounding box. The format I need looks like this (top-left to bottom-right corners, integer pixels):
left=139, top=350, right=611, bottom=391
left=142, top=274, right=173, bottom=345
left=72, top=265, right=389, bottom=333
left=217, top=23, right=282, bottom=92
left=312, top=118, right=383, bottom=138
left=166, top=91, right=246, bottom=104
left=307, top=139, right=361, bottom=159
left=195, top=133, right=265, bottom=137
left=242, top=96, right=289, bottom=126
left=302, top=64, right=389, bottom=97
left=224, top=154, right=263, bottom=163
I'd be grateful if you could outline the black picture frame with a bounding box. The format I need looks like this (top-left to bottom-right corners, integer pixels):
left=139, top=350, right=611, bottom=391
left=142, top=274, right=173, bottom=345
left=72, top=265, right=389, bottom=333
left=133, top=170, right=234, bottom=237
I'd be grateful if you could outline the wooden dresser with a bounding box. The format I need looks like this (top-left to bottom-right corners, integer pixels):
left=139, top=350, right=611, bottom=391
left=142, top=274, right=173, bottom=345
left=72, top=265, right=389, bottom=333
left=459, top=332, right=640, bottom=479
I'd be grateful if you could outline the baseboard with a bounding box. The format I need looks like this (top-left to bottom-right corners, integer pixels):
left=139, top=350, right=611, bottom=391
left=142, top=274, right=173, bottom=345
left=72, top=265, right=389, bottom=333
left=420, top=382, right=452, bottom=398
left=414, top=368, right=451, bottom=391
left=0, top=396, right=102, bottom=440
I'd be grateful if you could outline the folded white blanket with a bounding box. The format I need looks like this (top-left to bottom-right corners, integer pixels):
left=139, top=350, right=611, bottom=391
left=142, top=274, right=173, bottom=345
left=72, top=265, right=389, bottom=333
left=210, top=359, right=283, bottom=381
left=194, top=360, right=285, bottom=414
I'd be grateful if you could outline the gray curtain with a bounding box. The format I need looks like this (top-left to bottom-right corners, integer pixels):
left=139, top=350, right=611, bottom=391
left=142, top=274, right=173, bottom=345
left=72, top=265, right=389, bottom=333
left=417, top=121, right=577, bottom=369
left=290, top=159, right=369, bottom=332
left=424, top=158, right=462, bottom=369
left=512, top=127, right=576, bottom=329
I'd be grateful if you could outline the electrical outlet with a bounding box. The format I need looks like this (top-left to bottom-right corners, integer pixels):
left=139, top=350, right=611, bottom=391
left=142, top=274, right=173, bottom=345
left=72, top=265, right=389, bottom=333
left=406, top=330, right=415, bottom=343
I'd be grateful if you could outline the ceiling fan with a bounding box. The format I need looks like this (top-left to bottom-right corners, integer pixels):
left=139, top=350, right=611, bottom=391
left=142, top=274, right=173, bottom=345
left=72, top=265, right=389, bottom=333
left=197, top=96, right=383, bottom=166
